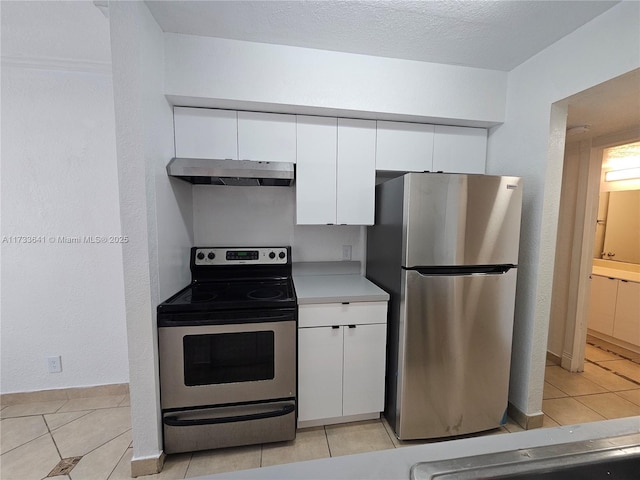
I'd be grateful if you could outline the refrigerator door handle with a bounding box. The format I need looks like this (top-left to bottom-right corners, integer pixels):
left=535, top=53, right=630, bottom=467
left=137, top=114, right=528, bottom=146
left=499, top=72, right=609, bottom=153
left=404, top=265, right=516, bottom=276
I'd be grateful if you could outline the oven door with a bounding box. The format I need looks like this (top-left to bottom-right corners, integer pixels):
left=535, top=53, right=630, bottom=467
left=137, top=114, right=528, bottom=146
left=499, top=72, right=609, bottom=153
left=158, top=311, right=296, bottom=410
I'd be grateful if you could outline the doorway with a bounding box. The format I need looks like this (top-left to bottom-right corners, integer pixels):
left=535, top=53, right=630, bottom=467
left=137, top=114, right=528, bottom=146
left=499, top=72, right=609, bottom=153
left=546, top=69, right=640, bottom=374
left=548, top=134, right=640, bottom=373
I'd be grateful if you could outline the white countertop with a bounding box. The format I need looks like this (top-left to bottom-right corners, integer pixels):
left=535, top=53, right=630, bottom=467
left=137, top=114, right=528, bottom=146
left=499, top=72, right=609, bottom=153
left=198, top=417, right=640, bottom=480
left=292, top=262, right=389, bottom=304
left=294, top=274, right=390, bottom=304
left=592, top=265, right=640, bottom=283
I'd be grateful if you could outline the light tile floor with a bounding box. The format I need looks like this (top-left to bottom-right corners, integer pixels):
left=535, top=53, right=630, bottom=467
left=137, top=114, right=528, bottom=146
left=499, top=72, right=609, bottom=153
left=2, top=341, right=639, bottom=480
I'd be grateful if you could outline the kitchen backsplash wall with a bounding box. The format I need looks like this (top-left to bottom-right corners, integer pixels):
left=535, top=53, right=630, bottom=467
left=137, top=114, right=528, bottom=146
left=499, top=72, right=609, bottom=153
left=193, top=185, right=365, bottom=262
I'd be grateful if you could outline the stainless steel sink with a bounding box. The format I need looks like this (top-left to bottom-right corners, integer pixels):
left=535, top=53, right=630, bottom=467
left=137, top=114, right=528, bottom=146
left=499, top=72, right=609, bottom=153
left=410, top=433, right=640, bottom=479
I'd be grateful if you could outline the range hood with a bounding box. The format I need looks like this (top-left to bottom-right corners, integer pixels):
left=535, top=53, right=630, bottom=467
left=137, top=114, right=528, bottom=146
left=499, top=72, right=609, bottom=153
left=166, top=158, right=295, bottom=186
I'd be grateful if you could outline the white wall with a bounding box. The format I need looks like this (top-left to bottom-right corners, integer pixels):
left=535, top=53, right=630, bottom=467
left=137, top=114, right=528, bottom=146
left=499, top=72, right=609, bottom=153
left=193, top=186, right=364, bottom=263
left=164, top=33, right=507, bottom=127
left=486, top=1, right=640, bottom=416
left=0, top=1, right=128, bottom=393
left=109, top=1, right=193, bottom=469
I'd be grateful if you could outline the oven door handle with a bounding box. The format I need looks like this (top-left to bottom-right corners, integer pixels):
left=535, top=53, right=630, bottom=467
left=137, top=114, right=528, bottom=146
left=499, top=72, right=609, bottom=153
left=163, top=404, right=295, bottom=427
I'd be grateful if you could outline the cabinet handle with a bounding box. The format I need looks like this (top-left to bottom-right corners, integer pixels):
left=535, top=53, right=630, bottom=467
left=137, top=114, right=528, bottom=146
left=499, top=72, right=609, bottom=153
left=348, top=325, right=356, bottom=329
left=341, top=302, right=350, bottom=305
left=332, top=325, right=340, bottom=329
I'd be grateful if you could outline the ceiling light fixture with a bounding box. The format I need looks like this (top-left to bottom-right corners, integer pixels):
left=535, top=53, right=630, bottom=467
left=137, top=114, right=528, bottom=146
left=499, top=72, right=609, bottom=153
left=604, top=167, right=640, bottom=182
left=566, top=125, right=590, bottom=136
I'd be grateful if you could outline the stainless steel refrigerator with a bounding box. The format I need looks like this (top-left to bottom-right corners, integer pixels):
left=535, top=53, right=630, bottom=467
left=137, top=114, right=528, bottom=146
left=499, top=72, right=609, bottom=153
left=366, top=173, right=523, bottom=440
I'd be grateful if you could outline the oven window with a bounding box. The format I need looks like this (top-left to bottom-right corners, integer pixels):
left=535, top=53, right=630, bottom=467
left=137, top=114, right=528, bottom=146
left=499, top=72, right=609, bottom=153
left=183, top=331, right=275, bottom=386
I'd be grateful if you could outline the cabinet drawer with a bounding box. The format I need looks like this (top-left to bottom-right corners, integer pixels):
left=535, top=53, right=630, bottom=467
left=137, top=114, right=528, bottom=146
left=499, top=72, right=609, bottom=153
left=299, top=302, right=387, bottom=328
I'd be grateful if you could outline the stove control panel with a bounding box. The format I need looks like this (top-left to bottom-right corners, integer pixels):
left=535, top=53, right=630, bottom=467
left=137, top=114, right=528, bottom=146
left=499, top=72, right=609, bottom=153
left=193, top=247, right=289, bottom=266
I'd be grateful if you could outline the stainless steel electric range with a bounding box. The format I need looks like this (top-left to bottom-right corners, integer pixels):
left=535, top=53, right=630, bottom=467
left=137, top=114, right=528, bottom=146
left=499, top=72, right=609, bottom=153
left=157, top=246, right=297, bottom=454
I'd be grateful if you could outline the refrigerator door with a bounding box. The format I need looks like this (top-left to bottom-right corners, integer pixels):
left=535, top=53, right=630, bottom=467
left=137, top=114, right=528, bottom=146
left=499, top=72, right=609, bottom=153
left=395, top=267, right=517, bottom=440
left=402, top=174, right=522, bottom=267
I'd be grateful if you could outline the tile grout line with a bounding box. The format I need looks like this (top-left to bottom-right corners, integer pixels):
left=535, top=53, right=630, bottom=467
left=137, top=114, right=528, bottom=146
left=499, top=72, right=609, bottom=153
left=323, top=426, right=333, bottom=457
left=0, top=430, right=53, bottom=457
left=259, top=443, right=264, bottom=469
left=380, top=417, right=400, bottom=448
left=77, top=428, right=133, bottom=464
left=44, top=409, right=94, bottom=433
left=105, top=443, right=132, bottom=480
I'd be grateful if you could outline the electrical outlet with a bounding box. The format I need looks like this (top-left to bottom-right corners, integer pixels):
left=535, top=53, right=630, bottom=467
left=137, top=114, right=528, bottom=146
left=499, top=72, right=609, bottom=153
left=342, top=245, right=352, bottom=261
left=47, top=356, right=62, bottom=373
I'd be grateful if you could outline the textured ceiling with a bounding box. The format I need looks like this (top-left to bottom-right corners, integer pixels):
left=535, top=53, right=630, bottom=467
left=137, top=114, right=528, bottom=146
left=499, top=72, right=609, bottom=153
left=146, top=0, right=637, bottom=141
left=145, top=0, right=619, bottom=71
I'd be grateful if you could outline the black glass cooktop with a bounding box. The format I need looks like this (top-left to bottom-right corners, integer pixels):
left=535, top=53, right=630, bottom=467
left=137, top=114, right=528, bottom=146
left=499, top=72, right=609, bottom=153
left=157, top=278, right=296, bottom=313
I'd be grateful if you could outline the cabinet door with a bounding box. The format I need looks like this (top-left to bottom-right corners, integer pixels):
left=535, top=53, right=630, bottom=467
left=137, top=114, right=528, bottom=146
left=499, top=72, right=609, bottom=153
left=298, top=327, right=343, bottom=422
left=237, top=111, right=296, bottom=163
left=342, top=323, right=387, bottom=417
left=376, top=121, right=434, bottom=172
left=587, top=275, right=618, bottom=336
left=433, top=125, right=487, bottom=173
left=612, top=280, right=640, bottom=346
left=432, top=125, right=486, bottom=174
left=296, top=116, right=337, bottom=225
left=174, top=107, right=238, bottom=160
left=337, top=118, right=376, bottom=225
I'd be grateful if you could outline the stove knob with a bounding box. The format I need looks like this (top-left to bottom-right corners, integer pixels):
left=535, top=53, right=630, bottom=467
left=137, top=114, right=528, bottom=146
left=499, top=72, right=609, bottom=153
left=207, top=252, right=215, bottom=260
left=269, top=252, right=276, bottom=259
left=279, top=251, right=286, bottom=259
left=196, top=252, right=205, bottom=260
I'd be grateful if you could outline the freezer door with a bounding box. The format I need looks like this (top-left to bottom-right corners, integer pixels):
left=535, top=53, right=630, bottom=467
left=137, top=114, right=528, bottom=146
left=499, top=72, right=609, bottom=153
left=396, top=268, right=517, bottom=439
left=403, top=173, right=522, bottom=267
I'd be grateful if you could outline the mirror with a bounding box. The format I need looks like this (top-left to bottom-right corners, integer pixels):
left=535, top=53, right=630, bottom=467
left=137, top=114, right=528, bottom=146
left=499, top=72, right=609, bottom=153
left=597, top=190, right=640, bottom=264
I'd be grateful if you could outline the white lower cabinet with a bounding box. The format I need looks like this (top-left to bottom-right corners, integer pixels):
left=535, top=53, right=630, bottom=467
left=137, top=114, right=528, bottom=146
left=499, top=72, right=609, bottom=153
left=587, top=275, right=618, bottom=336
left=342, top=323, right=387, bottom=416
left=588, top=275, right=640, bottom=349
left=298, top=326, right=343, bottom=421
left=612, top=280, right=640, bottom=346
left=297, top=302, right=387, bottom=426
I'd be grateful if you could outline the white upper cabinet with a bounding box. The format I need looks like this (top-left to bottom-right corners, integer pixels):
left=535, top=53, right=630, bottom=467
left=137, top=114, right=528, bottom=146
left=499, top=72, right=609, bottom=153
left=376, top=121, right=434, bottom=172
left=296, top=116, right=376, bottom=225
left=432, top=125, right=487, bottom=174
left=296, top=116, right=337, bottom=225
left=336, top=118, right=376, bottom=225
left=173, top=107, right=238, bottom=160
left=237, top=111, right=297, bottom=163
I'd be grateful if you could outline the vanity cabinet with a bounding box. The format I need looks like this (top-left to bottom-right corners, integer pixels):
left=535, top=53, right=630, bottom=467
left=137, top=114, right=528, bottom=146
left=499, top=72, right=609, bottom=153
left=588, top=275, right=640, bottom=348
left=587, top=275, right=618, bottom=336
left=174, top=107, right=238, bottom=160
left=612, top=280, right=640, bottom=346
left=297, top=302, right=387, bottom=427
left=296, top=116, right=376, bottom=225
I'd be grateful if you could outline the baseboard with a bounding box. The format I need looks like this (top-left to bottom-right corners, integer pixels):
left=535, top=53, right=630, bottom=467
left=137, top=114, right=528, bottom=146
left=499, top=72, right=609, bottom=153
left=507, top=402, right=544, bottom=430
left=0, top=383, right=129, bottom=406
left=587, top=332, right=640, bottom=356
left=131, top=452, right=165, bottom=477
left=298, top=412, right=380, bottom=429
left=546, top=351, right=561, bottom=366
